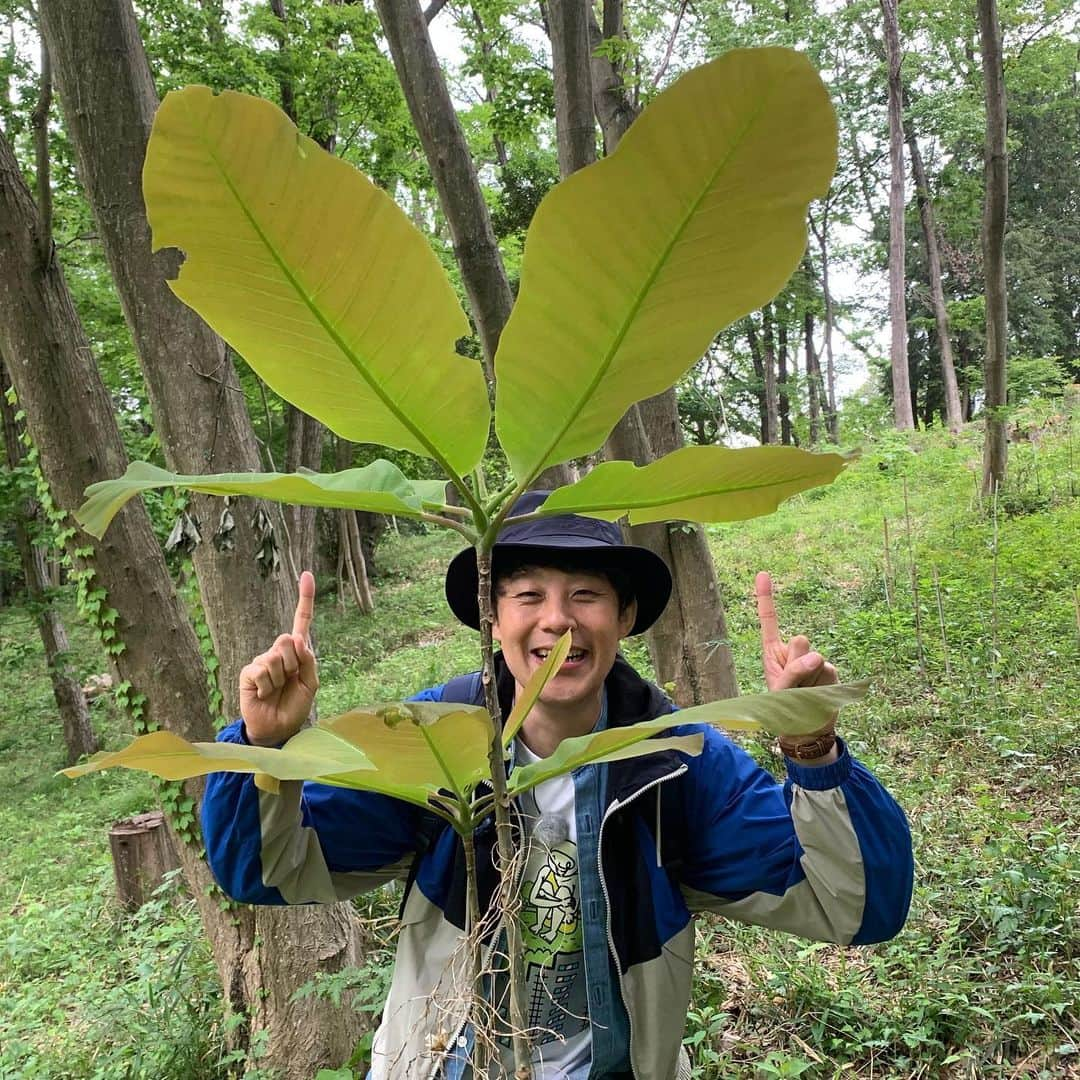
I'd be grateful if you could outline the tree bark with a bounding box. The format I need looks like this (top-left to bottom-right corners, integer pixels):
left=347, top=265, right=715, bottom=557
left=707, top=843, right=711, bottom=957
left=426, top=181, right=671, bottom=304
left=586, top=8, right=636, bottom=155
left=109, top=811, right=180, bottom=910
left=547, top=0, right=597, bottom=176
left=374, top=0, right=575, bottom=490
left=0, top=360, right=97, bottom=765
left=270, top=0, right=329, bottom=574
left=761, top=306, right=780, bottom=444
left=906, top=125, right=963, bottom=433
left=880, top=0, right=914, bottom=430
left=575, top=12, right=737, bottom=702
left=38, top=0, right=299, bottom=715
left=807, top=211, right=839, bottom=441
left=284, top=404, right=325, bottom=576
left=631, top=393, right=735, bottom=703
left=746, top=317, right=770, bottom=445
left=778, top=320, right=793, bottom=446
left=978, top=0, right=1009, bottom=495
left=860, top=19, right=964, bottom=436
left=333, top=437, right=374, bottom=613
left=35, top=3, right=367, bottom=1073
left=373, top=0, right=512, bottom=384
left=0, top=127, right=371, bottom=1080
left=1, top=118, right=244, bottom=1048
left=804, top=307, right=822, bottom=444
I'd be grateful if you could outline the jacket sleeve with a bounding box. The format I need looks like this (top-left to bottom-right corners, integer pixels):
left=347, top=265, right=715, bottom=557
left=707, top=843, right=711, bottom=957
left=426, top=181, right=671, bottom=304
left=201, top=686, right=446, bottom=905
left=678, top=726, right=913, bottom=944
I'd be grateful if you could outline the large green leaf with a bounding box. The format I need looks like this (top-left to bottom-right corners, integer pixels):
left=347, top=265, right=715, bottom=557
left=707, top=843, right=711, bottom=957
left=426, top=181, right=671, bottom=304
left=508, top=726, right=704, bottom=795
left=539, top=446, right=849, bottom=525
left=494, top=48, right=837, bottom=482
left=75, top=460, right=448, bottom=540
left=506, top=682, right=865, bottom=795
left=144, top=86, right=490, bottom=477
left=62, top=702, right=492, bottom=815
left=60, top=728, right=373, bottom=784
left=501, top=630, right=572, bottom=747
left=317, top=702, right=493, bottom=804
left=674, top=682, right=867, bottom=735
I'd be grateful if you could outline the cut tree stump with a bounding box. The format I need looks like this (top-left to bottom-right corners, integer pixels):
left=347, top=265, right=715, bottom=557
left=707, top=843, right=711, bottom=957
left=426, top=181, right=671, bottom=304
left=109, top=811, right=180, bottom=910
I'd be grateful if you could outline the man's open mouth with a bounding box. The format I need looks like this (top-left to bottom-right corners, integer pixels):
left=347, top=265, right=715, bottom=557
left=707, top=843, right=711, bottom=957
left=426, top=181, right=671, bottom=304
left=533, top=646, right=587, bottom=664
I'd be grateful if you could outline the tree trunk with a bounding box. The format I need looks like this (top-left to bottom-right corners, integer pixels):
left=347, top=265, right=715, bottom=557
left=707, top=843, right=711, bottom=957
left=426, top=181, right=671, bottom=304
left=35, top=4, right=367, bottom=1073
left=808, top=211, right=839, bottom=441
left=284, top=404, right=325, bottom=576
left=272, top=0, right=331, bottom=575
left=631, top=393, right=736, bottom=704
left=0, top=128, right=371, bottom=1080
left=0, top=359, right=97, bottom=765
left=881, top=0, right=914, bottom=430
left=38, top=0, right=300, bottom=714
left=333, top=437, right=374, bottom=613
left=372, top=0, right=511, bottom=383
left=109, top=811, right=180, bottom=910
left=547, top=0, right=597, bottom=176
left=746, top=318, right=770, bottom=445
left=586, top=7, right=636, bottom=155
left=804, top=308, right=822, bottom=444
left=906, top=126, right=963, bottom=432
left=576, top=11, right=737, bottom=702
left=777, top=319, right=792, bottom=445
left=374, top=0, right=576, bottom=490
left=761, top=306, right=780, bottom=444
left=0, top=119, right=246, bottom=1052
left=978, top=0, right=1009, bottom=495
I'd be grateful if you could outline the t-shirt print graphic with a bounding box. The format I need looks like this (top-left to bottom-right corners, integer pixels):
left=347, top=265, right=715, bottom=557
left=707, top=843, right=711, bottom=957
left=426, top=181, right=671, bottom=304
left=519, top=836, right=588, bottom=1044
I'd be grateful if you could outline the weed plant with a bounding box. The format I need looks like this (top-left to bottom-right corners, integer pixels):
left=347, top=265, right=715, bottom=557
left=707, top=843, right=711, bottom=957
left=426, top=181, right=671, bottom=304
left=1, top=408, right=1076, bottom=1078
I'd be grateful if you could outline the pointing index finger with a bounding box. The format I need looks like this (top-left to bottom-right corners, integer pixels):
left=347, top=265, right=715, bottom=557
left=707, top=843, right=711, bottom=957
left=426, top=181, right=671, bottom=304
left=292, top=570, right=315, bottom=641
left=755, top=571, right=782, bottom=647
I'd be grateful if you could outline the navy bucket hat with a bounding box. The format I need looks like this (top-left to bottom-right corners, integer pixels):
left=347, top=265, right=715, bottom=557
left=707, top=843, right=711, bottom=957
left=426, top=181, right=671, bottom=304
left=444, top=490, right=672, bottom=636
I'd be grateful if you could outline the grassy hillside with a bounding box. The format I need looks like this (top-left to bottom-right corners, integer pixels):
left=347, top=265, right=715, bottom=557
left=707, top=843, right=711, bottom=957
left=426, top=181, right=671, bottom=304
left=1, top=415, right=1077, bottom=1078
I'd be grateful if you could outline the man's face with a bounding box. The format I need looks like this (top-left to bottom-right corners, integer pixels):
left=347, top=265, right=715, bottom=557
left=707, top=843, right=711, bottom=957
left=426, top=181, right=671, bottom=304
left=492, top=565, right=636, bottom=721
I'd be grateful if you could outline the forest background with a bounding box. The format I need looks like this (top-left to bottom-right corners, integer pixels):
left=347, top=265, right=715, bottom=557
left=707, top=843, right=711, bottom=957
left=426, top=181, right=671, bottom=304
left=0, top=0, right=1077, bottom=1078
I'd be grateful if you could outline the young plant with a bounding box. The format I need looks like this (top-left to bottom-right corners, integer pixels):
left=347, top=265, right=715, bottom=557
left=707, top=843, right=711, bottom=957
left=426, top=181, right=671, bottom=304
left=67, top=48, right=855, bottom=1077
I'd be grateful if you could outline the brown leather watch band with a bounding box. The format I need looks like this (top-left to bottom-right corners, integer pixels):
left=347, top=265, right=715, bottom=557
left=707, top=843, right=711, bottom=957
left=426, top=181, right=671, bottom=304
left=778, top=730, right=837, bottom=761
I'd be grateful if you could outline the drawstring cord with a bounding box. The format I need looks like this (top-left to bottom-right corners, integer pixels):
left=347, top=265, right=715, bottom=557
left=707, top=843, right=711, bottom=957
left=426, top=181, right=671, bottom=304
left=655, top=787, right=663, bottom=868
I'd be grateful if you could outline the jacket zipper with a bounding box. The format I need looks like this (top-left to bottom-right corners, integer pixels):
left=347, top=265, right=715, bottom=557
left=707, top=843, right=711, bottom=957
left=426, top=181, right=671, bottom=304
left=597, top=763, right=689, bottom=1080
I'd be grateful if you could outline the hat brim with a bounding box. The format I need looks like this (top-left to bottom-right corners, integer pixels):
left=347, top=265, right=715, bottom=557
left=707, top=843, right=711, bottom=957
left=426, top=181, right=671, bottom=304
left=445, top=541, right=672, bottom=636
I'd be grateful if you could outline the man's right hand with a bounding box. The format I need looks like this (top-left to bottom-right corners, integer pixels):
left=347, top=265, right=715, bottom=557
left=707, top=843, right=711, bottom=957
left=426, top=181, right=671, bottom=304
left=239, top=570, right=320, bottom=746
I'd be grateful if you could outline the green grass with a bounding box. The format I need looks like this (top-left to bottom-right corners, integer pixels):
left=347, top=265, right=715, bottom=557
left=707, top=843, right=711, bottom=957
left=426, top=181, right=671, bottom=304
left=693, top=420, right=1080, bottom=1078
left=0, top=609, right=227, bottom=1079
left=1, top=412, right=1077, bottom=1078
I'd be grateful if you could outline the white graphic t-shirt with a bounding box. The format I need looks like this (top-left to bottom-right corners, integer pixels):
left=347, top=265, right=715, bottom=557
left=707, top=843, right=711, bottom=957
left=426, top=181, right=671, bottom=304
left=496, top=738, right=590, bottom=1079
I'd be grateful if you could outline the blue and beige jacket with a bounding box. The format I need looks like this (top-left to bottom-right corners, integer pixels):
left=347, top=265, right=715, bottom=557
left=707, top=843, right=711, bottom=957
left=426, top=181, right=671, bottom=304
left=203, top=656, right=913, bottom=1080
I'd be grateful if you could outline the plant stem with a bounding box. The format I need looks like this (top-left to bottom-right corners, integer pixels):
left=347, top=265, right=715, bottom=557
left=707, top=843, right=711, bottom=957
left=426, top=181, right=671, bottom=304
left=902, top=478, right=926, bottom=678
left=418, top=511, right=478, bottom=541
left=882, top=515, right=893, bottom=609
left=461, top=826, right=489, bottom=1075
left=932, top=565, right=951, bottom=679
left=991, top=480, right=1000, bottom=686
left=475, top=546, right=532, bottom=1078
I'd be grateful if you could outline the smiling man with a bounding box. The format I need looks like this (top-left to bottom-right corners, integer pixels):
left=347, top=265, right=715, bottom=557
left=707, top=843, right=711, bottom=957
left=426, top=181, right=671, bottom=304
left=202, top=490, right=913, bottom=1080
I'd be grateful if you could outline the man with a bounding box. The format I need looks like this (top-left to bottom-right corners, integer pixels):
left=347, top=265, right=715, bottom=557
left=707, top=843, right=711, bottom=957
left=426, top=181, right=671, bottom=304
left=203, top=492, right=913, bottom=1080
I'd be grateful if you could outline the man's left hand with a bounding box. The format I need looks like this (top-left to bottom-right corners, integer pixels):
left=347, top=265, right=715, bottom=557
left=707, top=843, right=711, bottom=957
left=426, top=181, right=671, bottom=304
left=755, top=571, right=838, bottom=691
